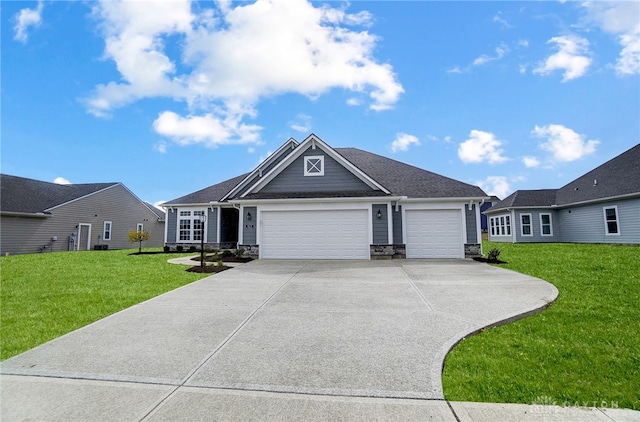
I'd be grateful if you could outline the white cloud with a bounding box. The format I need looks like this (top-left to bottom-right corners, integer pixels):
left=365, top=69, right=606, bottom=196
left=446, top=66, right=463, bottom=74
left=533, top=35, right=592, bottom=82
left=476, top=176, right=511, bottom=199
left=153, top=140, right=168, bottom=154
left=473, top=44, right=509, bottom=66
left=53, top=177, right=71, bottom=185
left=532, top=124, right=599, bottom=162
left=153, top=111, right=262, bottom=148
left=581, top=1, right=640, bottom=75
left=390, top=133, right=420, bottom=153
left=152, top=201, right=167, bottom=212
left=522, top=156, right=540, bottom=168
left=86, top=0, right=403, bottom=147
left=13, top=1, right=43, bottom=43
left=493, top=13, right=512, bottom=29
left=458, top=130, right=508, bottom=164
left=289, top=113, right=312, bottom=133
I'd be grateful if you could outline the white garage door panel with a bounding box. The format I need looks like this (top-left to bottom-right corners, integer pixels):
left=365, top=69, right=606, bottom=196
left=406, top=210, right=463, bottom=258
left=261, top=210, right=369, bottom=259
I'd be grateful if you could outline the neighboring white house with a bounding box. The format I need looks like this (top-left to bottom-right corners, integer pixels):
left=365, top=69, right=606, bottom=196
left=162, top=134, right=489, bottom=259
left=485, top=143, right=640, bottom=244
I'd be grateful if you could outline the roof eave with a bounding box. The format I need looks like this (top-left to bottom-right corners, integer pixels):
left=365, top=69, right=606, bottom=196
left=557, top=192, right=640, bottom=208
left=0, top=211, right=51, bottom=218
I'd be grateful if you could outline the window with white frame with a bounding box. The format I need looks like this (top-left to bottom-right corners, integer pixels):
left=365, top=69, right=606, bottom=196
left=490, top=215, right=511, bottom=236
left=521, top=214, right=532, bottom=236
left=103, top=221, right=112, bottom=241
left=540, top=213, right=552, bottom=236
left=304, top=155, right=324, bottom=176
left=136, top=223, right=143, bottom=232
left=178, top=210, right=206, bottom=242
left=604, top=206, right=619, bottom=235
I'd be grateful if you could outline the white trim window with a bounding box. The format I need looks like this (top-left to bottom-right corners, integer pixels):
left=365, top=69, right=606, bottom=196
left=103, top=221, right=112, bottom=241
left=520, top=214, right=533, bottom=236
left=490, top=215, right=511, bottom=236
left=603, top=206, right=619, bottom=235
left=136, top=223, right=144, bottom=232
left=178, top=210, right=206, bottom=242
left=304, top=155, right=324, bottom=176
left=540, top=213, right=553, bottom=236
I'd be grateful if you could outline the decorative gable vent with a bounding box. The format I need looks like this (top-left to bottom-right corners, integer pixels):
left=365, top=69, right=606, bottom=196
left=304, top=155, right=324, bottom=176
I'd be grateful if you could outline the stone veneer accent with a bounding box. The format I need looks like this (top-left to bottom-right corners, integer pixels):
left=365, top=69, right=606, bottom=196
left=464, top=243, right=482, bottom=257
left=370, top=244, right=406, bottom=260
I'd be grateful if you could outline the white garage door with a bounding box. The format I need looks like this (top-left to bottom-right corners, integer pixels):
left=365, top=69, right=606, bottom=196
left=405, top=209, right=463, bottom=258
left=260, top=210, right=369, bottom=259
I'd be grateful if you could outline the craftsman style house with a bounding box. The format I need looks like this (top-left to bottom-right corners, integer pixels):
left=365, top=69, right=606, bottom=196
left=485, top=143, right=640, bottom=244
left=0, top=175, right=165, bottom=255
left=162, top=134, right=489, bottom=259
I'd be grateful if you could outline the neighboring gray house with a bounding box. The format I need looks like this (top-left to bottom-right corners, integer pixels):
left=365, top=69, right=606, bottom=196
left=162, top=134, right=489, bottom=259
left=485, top=143, right=640, bottom=244
left=0, top=175, right=165, bottom=255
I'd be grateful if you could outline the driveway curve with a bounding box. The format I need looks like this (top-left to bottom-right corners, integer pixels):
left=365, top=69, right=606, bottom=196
left=2, top=259, right=558, bottom=421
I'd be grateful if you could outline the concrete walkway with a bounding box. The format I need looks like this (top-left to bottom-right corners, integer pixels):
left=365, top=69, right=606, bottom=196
left=1, top=260, right=637, bottom=421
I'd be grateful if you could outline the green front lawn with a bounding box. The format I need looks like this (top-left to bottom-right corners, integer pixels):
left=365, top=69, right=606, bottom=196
left=0, top=249, right=210, bottom=360
left=442, top=242, right=640, bottom=410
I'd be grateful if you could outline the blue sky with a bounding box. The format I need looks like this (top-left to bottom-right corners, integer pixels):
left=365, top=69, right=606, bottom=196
left=2, top=1, right=639, bottom=207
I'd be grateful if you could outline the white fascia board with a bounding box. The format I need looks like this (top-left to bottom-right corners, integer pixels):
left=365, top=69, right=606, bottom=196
left=399, top=196, right=489, bottom=204
left=220, top=138, right=299, bottom=201
left=241, top=134, right=390, bottom=197
left=230, top=196, right=405, bottom=206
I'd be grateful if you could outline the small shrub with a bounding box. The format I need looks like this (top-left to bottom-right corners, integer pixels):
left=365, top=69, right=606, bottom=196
left=176, top=246, right=184, bottom=252
left=216, top=259, right=224, bottom=267
left=188, top=246, right=196, bottom=253
left=487, top=248, right=501, bottom=261
left=163, top=246, right=170, bottom=253
left=221, top=249, right=233, bottom=258
left=234, top=248, right=245, bottom=258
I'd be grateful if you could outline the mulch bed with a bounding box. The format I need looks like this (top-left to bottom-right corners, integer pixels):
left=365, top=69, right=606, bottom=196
left=186, top=265, right=232, bottom=274
left=472, top=257, right=508, bottom=264
left=190, top=256, right=254, bottom=263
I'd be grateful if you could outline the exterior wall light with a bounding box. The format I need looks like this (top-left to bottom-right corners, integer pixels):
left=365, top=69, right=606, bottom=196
left=247, top=212, right=252, bottom=221
left=376, top=210, right=382, bottom=219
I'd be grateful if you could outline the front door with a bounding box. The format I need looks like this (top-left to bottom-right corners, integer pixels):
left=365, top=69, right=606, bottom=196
left=76, top=223, right=92, bottom=251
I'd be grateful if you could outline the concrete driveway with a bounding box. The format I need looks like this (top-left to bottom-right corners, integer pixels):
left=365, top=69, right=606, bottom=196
left=2, top=259, right=561, bottom=421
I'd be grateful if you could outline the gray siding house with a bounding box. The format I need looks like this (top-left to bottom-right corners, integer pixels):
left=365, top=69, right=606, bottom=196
left=485, top=143, right=640, bottom=244
left=0, top=175, right=165, bottom=255
left=162, top=134, right=489, bottom=259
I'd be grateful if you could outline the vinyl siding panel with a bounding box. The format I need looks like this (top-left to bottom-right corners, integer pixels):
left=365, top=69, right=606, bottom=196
left=513, top=210, right=559, bottom=243
left=166, top=210, right=177, bottom=243
left=372, top=204, right=388, bottom=244
left=207, top=208, right=218, bottom=243
left=243, top=206, right=257, bottom=244
left=392, top=206, right=403, bottom=244
left=0, top=185, right=164, bottom=255
left=558, top=198, right=640, bottom=244
left=465, top=204, right=477, bottom=243
left=260, top=148, right=373, bottom=193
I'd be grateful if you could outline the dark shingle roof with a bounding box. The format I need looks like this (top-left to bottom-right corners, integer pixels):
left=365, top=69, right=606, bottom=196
left=486, top=189, right=558, bottom=212
left=1, top=174, right=117, bottom=214
left=556, top=143, right=640, bottom=205
left=486, top=144, right=640, bottom=213
left=162, top=173, right=249, bottom=205
left=162, top=146, right=487, bottom=205
left=144, top=202, right=166, bottom=220
left=336, top=148, right=487, bottom=198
